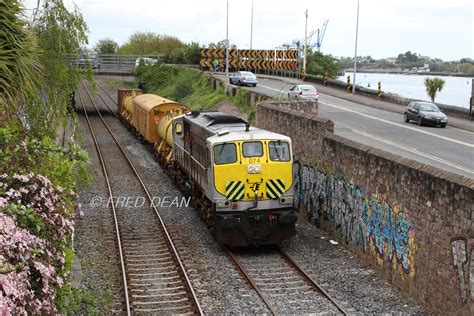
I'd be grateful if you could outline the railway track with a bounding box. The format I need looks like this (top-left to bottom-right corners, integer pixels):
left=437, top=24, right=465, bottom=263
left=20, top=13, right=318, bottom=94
left=225, top=246, right=348, bottom=315
left=86, top=78, right=346, bottom=314
left=77, top=80, right=203, bottom=315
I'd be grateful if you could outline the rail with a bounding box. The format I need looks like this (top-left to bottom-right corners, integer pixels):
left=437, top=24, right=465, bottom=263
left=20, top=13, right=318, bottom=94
left=225, top=246, right=349, bottom=315
left=78, top=79, right=203, bottom=314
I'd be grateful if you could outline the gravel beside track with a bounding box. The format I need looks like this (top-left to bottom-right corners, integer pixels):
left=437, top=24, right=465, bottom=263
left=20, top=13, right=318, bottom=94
left=73, top=78, right=428, bottom=314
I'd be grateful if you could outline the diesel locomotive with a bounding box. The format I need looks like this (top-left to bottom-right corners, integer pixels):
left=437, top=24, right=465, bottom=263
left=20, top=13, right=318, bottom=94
left=118, top=89, right=297, bottom=246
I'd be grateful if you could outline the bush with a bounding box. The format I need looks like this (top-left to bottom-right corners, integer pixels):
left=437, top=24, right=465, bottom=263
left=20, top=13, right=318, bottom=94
left=0, top=173, right=76, bottom=314
left=0, top=124, right=88, bottom=313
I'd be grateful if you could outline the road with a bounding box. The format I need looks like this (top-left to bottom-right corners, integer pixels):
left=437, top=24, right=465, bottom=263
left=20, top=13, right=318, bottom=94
left=215, top=74, right=474, bottom=179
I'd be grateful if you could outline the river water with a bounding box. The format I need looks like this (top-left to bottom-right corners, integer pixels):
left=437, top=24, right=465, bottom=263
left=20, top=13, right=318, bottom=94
left=338, top=72, right=474, bottom=109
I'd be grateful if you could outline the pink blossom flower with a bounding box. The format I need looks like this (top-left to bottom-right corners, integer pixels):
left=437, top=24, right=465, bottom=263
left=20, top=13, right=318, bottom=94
left=0, top=197, right=7, bottom=208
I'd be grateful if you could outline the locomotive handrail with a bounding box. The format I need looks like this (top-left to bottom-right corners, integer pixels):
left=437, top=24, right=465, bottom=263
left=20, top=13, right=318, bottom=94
left=174, top=142, right=208, bottom=170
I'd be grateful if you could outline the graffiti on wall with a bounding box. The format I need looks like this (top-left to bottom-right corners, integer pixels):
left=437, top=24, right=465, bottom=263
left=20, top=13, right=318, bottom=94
left=299, top=166, right=416, bottom=278
left=451, top=237, right=472, bottom=303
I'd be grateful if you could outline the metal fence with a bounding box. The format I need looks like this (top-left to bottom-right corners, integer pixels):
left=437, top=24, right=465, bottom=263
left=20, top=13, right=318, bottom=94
left=68, top=54, right=161, bottom=74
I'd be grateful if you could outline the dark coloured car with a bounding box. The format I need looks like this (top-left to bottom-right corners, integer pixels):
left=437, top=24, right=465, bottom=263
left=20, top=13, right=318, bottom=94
left=404, top=101, right=447, bottom=127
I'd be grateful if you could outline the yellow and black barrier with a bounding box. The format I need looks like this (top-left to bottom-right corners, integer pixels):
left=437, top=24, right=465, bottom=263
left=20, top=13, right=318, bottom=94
left=200, top=48, right=299, bottom=72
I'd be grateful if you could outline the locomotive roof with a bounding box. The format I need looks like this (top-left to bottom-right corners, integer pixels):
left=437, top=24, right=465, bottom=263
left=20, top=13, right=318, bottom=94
left=184, top=111, right=291, bottom=144
left=187, top=111, right=248, bottom=126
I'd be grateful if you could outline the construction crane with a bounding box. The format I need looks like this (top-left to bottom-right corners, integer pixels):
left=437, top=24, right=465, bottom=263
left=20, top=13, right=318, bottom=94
left=308, top=20, right=329, bottom=52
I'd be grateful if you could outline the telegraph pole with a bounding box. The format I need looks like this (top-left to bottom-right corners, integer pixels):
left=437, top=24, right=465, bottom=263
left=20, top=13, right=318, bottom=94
left=352, top=0, right=360, bottom=93
left=250, top=0, right=254, bottom=49
left=303, top=9, right=308, bottom=80
left=226, top=0, right=229, bottom=77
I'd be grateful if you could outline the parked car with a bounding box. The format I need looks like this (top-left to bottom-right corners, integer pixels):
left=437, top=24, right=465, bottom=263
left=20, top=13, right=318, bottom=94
left=288, top=84, right=319, bottom=101
left=229, top=71, right=258, bottom=87
left=135, top=57, right=158, bottom=67
left=404, top=101, right=447, bottom=127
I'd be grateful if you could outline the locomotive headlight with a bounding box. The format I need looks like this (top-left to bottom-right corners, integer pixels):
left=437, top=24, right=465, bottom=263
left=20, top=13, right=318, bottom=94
left=279, top=196, right=294, bottom=205
left=217, top=200, right=231, bottom=208
left=247, top=164, right=262, bottom=174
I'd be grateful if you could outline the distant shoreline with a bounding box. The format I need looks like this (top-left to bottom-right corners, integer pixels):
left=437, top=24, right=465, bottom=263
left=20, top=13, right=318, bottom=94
left=342, top=69, right=473, bottom=78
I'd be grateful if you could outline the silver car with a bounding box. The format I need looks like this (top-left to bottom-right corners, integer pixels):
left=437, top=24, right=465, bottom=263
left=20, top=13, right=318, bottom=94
left=229, top=71, right=258, bottom=87
left=288, top=85, right=319, bottom=101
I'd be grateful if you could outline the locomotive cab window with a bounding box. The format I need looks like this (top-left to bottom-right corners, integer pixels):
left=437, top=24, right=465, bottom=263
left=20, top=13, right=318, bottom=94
left=268, top=141, right=290, bottom=161
left=242, top=141, right=263, bottom=157
left=213, top=143, right=237, bottom=165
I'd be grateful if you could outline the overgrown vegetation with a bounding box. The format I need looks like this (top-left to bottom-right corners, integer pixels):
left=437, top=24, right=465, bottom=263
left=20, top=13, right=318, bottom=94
left=0, top=0, right=98, bottom=313
left=0, top=124, right=89, bottom=313
left=135, top=64, right=256, bottom=123
left=306, top=50, right=339, bottom=78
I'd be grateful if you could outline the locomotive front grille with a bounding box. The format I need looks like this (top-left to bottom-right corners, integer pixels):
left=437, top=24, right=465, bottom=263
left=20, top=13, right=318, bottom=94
left=226, top=181, right=245, bottom=200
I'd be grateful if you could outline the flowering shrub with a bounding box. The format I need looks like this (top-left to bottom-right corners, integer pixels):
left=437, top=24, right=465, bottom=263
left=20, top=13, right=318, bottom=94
left=0, top=125, right=88, bottom=313
left=0, top=173, right=77, bottom=314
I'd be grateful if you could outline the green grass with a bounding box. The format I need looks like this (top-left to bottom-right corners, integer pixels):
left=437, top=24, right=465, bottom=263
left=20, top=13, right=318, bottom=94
left=134, top=64, right=256, bottom=124
left=102, top=79, right=138, bottom=90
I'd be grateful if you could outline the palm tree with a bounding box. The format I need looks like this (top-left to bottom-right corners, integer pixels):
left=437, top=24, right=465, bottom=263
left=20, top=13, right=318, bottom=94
left=424, top=77, right=445, bottom=102
left=0, top=0, right=42, bottom=122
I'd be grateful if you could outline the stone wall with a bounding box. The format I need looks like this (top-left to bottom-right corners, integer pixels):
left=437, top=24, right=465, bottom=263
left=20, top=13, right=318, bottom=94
left=257, top=102, right=331, bottom=165
left=257, top=100, right=474, bottom=315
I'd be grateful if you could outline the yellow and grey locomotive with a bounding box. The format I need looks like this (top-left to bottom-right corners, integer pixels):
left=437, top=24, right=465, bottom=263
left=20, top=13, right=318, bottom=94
left=118, top=89, right=297, bottom=246
left=172, top=111, right=297, bottom=246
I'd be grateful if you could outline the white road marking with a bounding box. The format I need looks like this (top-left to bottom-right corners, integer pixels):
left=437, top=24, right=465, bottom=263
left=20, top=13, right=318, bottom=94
left=242, top=80, right=473, bottom=148
left=257, top=84, right=288, bottom=94
left=338, top=124, right=474, bottom=176
left=320, top=101, right=474, bottom=148
left=322, top=93, right=474, bottom=137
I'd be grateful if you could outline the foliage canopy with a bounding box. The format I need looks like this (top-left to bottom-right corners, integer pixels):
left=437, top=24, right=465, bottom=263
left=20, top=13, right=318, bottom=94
left=424, top=77, right=445, bottom=102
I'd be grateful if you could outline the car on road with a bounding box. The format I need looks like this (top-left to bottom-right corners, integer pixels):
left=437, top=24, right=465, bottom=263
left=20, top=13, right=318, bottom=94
left=288, top=85, right=319, bottom=101
left=135, top=57, right=158, bottom=67
left=404, top=101, right=447, bottom=127
left=229, top=71, right=258, bottom=87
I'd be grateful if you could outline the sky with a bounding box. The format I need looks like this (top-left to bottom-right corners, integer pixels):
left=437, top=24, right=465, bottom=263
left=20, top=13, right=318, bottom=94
left=23, top=0, right=474, bottom=60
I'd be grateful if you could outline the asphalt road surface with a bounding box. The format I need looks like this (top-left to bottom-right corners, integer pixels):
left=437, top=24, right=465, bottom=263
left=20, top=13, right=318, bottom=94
left=215, top=74, right=474, bottom=179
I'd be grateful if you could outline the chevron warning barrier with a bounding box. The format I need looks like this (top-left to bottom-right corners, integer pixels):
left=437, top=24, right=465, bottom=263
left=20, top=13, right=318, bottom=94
left=200, top=48, right=299, bottom=72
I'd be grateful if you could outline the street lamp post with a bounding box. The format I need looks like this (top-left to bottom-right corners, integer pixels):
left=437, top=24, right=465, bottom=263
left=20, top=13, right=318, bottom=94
left=226, top=0, right=229, bottom=77
left=303, top=10, right=308, bottom=80
left=352, top=0, right=360, bottom=93
left=250, top=0, right=254, bottom=49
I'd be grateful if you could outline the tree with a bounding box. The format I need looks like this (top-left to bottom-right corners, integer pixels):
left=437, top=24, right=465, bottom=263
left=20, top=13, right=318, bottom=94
left=306, top=51, right=338, bottom=78
left=94, top=38, right=118, bottom=54
left=424, top=77, right=445, bottom=102
left=0, top=0, right=42, bottom=122
left=28, top=0, right=89, bottom=137
left=118, top=32, right=184, bottom=55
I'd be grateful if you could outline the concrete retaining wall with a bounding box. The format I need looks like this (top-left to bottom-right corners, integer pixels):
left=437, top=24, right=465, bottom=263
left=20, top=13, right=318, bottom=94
left=257, top=100, right=473, bottom=315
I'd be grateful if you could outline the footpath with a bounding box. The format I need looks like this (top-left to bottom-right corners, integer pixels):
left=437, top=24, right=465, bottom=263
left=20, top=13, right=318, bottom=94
left=257, top=74, right=474, bottom=133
